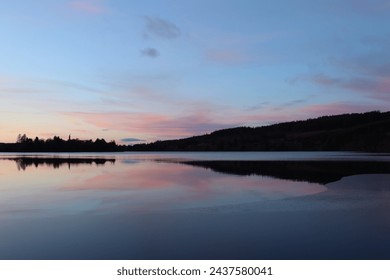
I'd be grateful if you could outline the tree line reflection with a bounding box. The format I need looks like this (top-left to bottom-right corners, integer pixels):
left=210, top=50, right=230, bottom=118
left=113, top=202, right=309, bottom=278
left=4, top=157, right=115, bottom=171
left=174, top=160, right=390, bottom=186
left=2, top=156, right=390, bottom=189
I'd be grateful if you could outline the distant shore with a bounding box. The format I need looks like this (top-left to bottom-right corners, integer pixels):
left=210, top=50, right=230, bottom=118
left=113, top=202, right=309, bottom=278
left=2, top=111, right=390, bottom=152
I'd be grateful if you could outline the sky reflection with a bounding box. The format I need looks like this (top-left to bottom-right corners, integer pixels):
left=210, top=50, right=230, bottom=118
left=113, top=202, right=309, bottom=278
left=1, top=153, right=389, bottom=260
left=0, top=156, right=325, bottom=219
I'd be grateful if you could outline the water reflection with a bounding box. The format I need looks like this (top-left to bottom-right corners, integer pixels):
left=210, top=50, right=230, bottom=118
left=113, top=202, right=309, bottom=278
left=5, top=156, right=390, bottom=186
left=0, top=156, right=326, bottom=218
left=5, top=157, right=115, bottom=170
left=0, top=153, right=390, bottom=260
left=174, top=160, right=390, bottom=185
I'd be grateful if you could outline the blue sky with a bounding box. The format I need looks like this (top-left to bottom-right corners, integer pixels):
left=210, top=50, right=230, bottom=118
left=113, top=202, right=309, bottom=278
left=1, top=0, right=389, bottom=143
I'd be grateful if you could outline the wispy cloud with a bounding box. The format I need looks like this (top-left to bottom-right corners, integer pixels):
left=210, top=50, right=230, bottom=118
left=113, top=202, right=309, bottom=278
left=143, top=17, right=181, bottom=39
left=140, top=48, right=159, bottom=58
left=246, top=101, right=270, bottom=111
left=205, top=49, right=251, bottom=65
left=295, top=45, right=390, bottom=103
left=63, top=110, right=236, bottom=141
left=303, top=73, right=390, bottom=102
left=0, top=76, right=107, bottom=110
left=331, top=50, right=390, bottom=78
left=121, top=137, right=144, bottom=143
left=271, top=99, right=308, bottom=111
left=41, top=79, right=106, bottom=94
left=69, top=0, right=108, bottom=15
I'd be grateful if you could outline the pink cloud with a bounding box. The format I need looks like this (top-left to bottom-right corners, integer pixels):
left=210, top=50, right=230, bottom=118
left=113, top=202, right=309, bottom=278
left=62, top=97, right=387, bottom=142
left=63, top=111, right=235, bottom=141
left=304, top=74, right=390, bottom=102
left=376, top=78, right=390, bottom=94
left=69, top=0, right=107, bottom=14
left=342, top=77, right=390, bottom=101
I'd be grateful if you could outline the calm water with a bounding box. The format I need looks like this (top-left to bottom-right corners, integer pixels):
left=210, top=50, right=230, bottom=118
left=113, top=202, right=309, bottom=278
left=0, top=152, right=390, bottom=259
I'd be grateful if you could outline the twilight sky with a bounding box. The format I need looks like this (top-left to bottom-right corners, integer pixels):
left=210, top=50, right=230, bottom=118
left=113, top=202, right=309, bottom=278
left=1, top=0, right=389, bottom=143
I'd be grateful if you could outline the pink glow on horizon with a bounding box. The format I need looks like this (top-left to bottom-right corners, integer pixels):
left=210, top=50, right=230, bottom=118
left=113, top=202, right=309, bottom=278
left=59, top=101, right=388, bottom=142
left=1, top=102, right=385, bottom=144
left=63, top=110, right=237, bottom=141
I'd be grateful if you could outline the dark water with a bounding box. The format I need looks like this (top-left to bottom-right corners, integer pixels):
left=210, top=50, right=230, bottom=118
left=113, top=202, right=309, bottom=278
left=0, top=152, right=389, bottom=259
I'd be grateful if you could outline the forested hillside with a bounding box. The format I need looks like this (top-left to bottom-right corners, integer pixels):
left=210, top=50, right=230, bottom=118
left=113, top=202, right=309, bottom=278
left=129, top=111, right=390, bottom=152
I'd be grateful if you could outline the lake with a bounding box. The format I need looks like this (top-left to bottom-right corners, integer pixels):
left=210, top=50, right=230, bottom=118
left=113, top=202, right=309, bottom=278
left=0, top=152, right=390, bottom=259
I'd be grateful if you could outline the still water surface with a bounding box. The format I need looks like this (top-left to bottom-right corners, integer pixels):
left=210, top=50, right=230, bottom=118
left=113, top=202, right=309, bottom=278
left=0, top=152, right=389, bottom=259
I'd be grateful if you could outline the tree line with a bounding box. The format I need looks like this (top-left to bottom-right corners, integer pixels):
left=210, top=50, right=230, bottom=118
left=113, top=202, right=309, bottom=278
left=129, top=111, right=390, bottom=152
left=1, top=111, right=389, bottom=152
left=0, top=134, right=124, bottom=152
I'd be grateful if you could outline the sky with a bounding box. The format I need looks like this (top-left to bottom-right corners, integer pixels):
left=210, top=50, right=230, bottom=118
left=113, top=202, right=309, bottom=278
left=1, top=0, right=389, bottom=144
